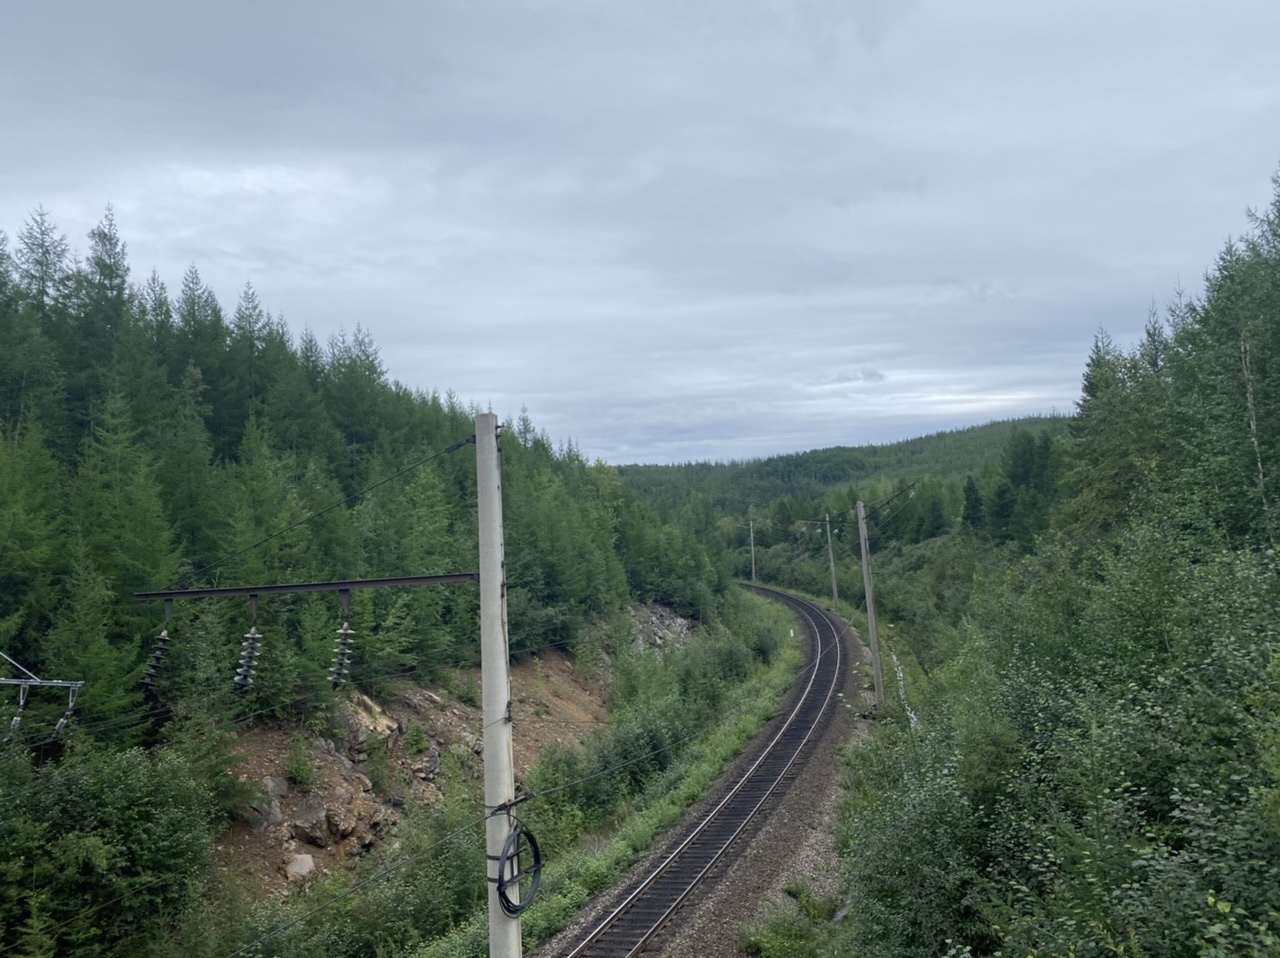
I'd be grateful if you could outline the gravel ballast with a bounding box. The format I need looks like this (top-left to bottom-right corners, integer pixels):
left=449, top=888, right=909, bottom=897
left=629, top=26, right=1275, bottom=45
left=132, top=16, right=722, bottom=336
left=537, top=613, right=873, bottom=958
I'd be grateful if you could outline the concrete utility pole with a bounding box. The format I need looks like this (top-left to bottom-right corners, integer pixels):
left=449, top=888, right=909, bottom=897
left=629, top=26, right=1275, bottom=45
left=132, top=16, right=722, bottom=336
left=856, top=502, right=885, bottom=705
left=749, top=516, right=757, bottom=583
left=824, top=513, right=839, bottom=611
left=476, top=412, right=522, bottom=958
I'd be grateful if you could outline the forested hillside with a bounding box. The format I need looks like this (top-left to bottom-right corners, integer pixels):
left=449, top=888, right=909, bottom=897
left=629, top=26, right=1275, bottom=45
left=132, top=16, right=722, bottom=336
left=0, top=207, right=724, bottom=731
left=6, top=164, right=1280, bottom=957
left=629, top=180, right=1280, bottom=956
left=619, top=414, right=1068, bottom=519
left=0, top=207, right=747, bottom=956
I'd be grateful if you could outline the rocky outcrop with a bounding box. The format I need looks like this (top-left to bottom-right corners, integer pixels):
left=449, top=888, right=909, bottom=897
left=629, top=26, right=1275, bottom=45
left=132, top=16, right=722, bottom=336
left=413, top=747, right=441, bottom=781
left=249, top=775, right=288, bottom=831
left=263, top=776, right=288, bottom=798
left=292, top=792, right=329, bottom=847
left=285, top=772, right=389, bottom=856
left=285, top=853, right=315, bottom=882
left=629, top=603, right=695, bottom=651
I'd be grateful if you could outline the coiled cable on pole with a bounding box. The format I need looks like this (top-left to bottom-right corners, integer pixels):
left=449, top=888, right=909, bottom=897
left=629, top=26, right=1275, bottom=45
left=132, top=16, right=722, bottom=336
left=497, top=817, right=542, bottom=917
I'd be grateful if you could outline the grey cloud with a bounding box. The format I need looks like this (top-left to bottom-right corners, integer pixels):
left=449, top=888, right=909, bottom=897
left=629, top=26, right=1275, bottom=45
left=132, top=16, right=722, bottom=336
left=3, top=0, right=1279, bottom=462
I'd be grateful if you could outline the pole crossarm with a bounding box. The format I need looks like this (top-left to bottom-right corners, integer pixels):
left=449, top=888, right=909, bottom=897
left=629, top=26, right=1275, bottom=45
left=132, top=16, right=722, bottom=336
left=0, top=679, right=84, bottom=689
left=135, top=572, right=479, bottom=603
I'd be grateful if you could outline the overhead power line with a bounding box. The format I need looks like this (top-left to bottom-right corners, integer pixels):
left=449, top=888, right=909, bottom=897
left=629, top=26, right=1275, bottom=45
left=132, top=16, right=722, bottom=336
left=166, top=434, right=476, bottom=591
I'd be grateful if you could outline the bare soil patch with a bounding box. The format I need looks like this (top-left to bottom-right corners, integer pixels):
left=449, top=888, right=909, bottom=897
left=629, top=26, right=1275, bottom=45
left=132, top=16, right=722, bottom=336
left=211, top=647, right=608, bottom=894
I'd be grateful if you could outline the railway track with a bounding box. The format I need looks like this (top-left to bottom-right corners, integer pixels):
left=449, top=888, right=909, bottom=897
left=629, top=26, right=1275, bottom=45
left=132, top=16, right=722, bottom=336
left=556, top=586, right=849, bottom=958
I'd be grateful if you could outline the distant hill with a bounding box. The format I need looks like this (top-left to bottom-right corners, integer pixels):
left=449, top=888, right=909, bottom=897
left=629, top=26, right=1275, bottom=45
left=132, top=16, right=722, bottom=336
left=618, top=415, right=1071, bottom=514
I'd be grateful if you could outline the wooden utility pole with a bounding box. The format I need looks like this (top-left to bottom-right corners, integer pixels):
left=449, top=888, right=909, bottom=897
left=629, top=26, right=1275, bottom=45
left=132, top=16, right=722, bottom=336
left=824, top=513, right=839, bottom=611
left=476, top=412, right=522, bottom=958
left=856, top=502, right=885, bottom=705
left=749, top=516, right=756, bottom=583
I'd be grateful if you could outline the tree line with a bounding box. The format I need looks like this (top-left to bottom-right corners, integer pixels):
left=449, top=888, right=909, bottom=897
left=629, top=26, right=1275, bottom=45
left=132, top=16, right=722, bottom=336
left=0, top=205, right=731, bottom=955
left=642, top=176, right=1280, bottom=956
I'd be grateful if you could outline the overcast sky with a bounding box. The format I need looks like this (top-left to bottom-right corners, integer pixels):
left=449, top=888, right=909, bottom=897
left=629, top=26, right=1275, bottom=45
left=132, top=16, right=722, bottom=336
left=2, top=1, right=1279, bottom=464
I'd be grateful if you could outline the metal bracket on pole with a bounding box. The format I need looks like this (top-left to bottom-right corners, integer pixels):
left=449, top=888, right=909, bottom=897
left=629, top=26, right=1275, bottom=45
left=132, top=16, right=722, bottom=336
left=2, top=653, right=86, bottom=744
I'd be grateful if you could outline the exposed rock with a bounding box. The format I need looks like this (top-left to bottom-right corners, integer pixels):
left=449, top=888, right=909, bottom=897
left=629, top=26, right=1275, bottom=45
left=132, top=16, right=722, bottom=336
left=414, top=748, right=441, bottom=780
left=285, top=853, right=315, bottom=882
left=292, top=793, right=329, bottom=847
left=252, top=801, right=283, bottom=831
left=327, top=793, right=370, bottom=840
left=629, top=603, right=695, bottom=653
left=342, top=692, right=400, bottom=754
left=215, top=643, right=617, bottom=897
left=262, top=775, right=289, bottom=798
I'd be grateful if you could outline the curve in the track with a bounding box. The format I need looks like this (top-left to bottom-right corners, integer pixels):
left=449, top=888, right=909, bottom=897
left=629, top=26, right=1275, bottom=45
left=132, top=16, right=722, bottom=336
left=558, top=586, right=848, bottom=958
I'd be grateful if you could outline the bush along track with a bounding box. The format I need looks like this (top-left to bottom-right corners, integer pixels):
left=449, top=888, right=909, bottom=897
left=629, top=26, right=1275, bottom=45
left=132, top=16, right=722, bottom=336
left=412, top=590, right=802, bottom=958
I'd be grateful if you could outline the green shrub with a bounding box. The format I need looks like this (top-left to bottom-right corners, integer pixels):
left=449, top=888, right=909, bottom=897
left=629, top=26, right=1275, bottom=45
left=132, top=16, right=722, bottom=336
left=285, top=734, right=317, bottom=790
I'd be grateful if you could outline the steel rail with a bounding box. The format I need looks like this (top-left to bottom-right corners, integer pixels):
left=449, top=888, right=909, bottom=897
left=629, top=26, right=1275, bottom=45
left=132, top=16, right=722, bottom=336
left=559, top=586, right=846, bottom=958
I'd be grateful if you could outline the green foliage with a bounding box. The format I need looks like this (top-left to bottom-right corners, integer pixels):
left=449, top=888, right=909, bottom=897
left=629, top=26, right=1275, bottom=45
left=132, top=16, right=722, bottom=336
left=605, top=172, right=1280, bottom=958
left=421, top=595, right=800, bottom=957
left=444, top=669, right=480, bottom=708
left=0, top=206, right=758, bottom=958
left=0, top=745, right=218, bottom=956
left=366, top=733, right=391, bottom=795
left=405, top=723, right=428, bottom=754
left=0, top=204, right=726, bottom=746
left=619, top=416, right=1070, bottom=519
left=285, top=735, right=317, bottom=790
left=738, top=884, right=837, bottom=958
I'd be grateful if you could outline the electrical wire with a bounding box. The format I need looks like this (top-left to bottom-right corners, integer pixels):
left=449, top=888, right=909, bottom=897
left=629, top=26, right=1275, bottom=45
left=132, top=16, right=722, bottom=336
left=1, top=432, right=483, bottom=746
left=220, top=622, right=830, bottom=954
left=865, top=495, right=918, bottom=548
left=1, top=619, right=600, bottom=760
left=5, top=563, right=605, bottom=751
left=864, top=481, right=917, bottom=520
left=0, top=874, right=173, bottom=956
left=6, top=605, right=825, bottom=953
left=0, top=621, right=594, bottom=813
left=862, top=485, right=907, bottom=510
left=164, top=434, right=476, bottom=591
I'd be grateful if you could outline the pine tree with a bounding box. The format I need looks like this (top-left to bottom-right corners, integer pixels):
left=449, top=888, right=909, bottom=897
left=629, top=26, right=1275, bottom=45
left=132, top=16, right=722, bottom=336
left=173, top=266, right=231, bottom=455
left=0, top=426, right=63, bottom=666
left=71, top=394, right=180, bottom=603
left=140, top=270, right=177, bottom=372
left=81, top=206, right=129, bottom=347
left=43, top=536, right=143, bottom=740
left=3, top=215, right=69, bottom=441
left=961, top=476, right=984, bottom=532
left=221, top=282, right=270, bottom=454
left=14, top=208, right=70, bottom=324
left=151, top=365, right=223, bottom=564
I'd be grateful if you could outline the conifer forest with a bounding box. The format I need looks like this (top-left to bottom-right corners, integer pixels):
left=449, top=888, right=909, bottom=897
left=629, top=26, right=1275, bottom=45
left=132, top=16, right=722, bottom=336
left=2, top=172, right=1280, bottom=956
